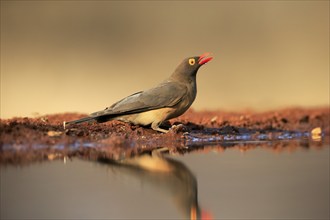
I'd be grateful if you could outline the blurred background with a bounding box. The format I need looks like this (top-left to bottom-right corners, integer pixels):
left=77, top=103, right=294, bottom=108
left=1, top=1, right=329, bottom=119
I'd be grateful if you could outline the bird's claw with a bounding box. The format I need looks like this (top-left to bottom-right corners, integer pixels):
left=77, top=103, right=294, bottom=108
left=170, top=124, right=186, bottom=133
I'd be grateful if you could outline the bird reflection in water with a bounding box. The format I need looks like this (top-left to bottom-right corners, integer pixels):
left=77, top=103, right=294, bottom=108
left=97, top=148, right=212, bottom=220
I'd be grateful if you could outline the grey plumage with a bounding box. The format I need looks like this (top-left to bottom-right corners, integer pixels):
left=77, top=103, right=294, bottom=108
left=65, top=53, right=213, bottom=133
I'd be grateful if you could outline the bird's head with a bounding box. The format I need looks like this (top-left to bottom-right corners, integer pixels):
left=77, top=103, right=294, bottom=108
left=171, top=52, right=213, bottom=81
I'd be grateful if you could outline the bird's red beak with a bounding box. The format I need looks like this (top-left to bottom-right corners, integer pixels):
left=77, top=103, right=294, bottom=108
left=198, top=52, right=213, bottom=65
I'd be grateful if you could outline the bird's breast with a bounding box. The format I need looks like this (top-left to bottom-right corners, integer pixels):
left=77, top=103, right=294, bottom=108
left=166, top=88, right=196, bottom=120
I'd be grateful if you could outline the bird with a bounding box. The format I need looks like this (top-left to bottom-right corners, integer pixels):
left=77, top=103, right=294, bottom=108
left=64, top=52, right=213, bottom=133
left=97, top=148, right=213, bottom=220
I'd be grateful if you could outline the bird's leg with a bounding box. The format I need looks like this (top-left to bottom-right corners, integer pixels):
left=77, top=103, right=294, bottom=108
left=151, top=121, right=169, bottom=133
left=151, top=147, right=169, bottom=157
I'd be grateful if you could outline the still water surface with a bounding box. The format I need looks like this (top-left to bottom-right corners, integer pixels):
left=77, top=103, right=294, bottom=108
left=1, top=145, right=329, bottom=219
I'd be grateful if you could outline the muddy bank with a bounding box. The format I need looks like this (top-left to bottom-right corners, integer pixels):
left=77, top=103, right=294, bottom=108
left=1, top=107, right=329, bottom=164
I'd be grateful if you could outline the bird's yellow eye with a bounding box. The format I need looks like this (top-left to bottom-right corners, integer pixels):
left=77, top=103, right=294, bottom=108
left=188, top=58, right=195, bottom=66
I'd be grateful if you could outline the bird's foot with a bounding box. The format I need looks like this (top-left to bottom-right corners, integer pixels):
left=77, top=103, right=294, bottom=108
left=170, top=124, right=186, bottom=133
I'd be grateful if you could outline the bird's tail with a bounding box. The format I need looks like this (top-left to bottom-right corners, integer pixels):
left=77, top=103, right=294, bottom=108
left=64, top=116, right=94, bottom=128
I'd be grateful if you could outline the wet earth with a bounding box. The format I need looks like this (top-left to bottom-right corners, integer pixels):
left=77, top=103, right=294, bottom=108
left=1, top=107, right=329, bottom=164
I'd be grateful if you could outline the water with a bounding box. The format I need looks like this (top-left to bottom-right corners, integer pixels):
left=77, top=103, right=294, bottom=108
left=1, top=144, right=329, bottom=219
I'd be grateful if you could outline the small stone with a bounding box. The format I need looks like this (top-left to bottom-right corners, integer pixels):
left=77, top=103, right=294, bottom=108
left=311, top=127, right=322, bottom=141
left=77, top=130, right=84, bottom=136
left=40, top=117, right=49, bottom=123
left=299, top=115, right=309, bottom=123
left=210, top=116, right=218, bottom=123
left=47, top=131, right=62, bottom=137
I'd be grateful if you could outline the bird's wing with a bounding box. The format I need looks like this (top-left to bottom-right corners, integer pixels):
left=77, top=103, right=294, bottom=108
left=91, top=82, right=187, bottom=117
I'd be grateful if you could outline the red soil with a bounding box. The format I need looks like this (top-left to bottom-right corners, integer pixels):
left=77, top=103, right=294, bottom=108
left=1, top=107, right=329, bottom=164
